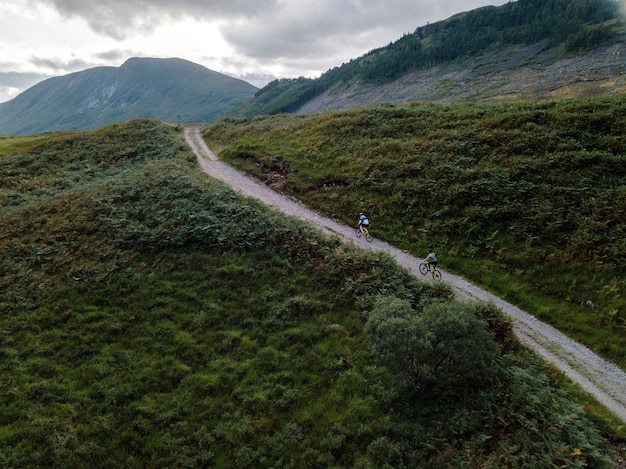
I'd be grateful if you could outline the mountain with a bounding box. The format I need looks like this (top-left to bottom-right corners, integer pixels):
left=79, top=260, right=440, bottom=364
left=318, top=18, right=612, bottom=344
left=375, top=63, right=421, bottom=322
left=229, top=0, right=625, bottom=117
left=0, top=57, right=258, bottom=135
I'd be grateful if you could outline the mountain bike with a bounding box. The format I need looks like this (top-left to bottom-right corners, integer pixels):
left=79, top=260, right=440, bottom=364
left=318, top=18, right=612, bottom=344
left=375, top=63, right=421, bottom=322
left=355, top=226, right=373, bottom=242
left=419, top=261, right=442, bottom=280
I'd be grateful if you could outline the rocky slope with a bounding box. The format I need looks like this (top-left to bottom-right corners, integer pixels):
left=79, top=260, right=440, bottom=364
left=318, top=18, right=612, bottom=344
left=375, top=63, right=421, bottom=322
left=295, top=38, right=626, bottom=114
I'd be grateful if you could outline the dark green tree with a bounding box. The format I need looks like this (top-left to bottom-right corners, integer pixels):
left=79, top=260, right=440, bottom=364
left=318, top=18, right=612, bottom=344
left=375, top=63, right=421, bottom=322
left=366, top=297, right=499, bottom=392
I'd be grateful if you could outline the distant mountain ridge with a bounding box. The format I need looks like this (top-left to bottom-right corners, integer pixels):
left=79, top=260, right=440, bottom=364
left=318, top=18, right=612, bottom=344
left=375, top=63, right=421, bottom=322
left=292, top=37, right=626, bottom=114
left=0, top=57, right=258, bottom=135
left=229, top=0, right=625, bottom=117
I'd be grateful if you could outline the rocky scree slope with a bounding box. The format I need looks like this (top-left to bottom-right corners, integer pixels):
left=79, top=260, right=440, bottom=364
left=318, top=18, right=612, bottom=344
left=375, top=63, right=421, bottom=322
left=295, top=38, right=626, bottom=114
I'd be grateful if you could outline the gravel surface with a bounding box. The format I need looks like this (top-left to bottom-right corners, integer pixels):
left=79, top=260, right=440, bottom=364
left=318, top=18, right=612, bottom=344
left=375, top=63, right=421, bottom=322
left=185, top=126, right=626, bottom=427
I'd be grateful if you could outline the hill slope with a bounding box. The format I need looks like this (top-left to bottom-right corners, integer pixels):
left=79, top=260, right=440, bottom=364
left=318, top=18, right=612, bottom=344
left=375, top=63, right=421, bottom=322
left=229, top=0, right=625, bottom=117
left=295, top=38, right=626, bottom=113
left=203, top=95, right=626, bottom=374
left=186, top=126, right=626, bottom=426
left=0, top=120, right=615, bottom=468
left=0, top=57, right=258, bottom=135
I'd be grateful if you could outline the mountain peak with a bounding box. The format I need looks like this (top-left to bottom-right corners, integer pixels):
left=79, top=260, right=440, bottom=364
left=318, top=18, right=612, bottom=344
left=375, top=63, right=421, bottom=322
left=0, top=57, right=258, bottom=135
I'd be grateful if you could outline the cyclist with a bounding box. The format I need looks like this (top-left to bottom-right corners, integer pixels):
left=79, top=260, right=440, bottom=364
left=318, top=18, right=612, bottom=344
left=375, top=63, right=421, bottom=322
left=358, top=212, right=370, bottom=235
left=424, top=248, right=437, bottom=271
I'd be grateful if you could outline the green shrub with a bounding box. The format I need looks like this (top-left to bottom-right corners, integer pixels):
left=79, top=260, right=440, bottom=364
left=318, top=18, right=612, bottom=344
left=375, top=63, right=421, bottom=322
left=366, top=297, right=498, bottom=392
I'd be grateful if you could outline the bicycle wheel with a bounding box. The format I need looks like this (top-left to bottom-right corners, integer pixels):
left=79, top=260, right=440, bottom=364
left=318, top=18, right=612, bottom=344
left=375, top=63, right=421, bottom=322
left=364, top=229, right=373, bottom=242
left=418, top=262, right=429, bottom=275
left=355, top=227, right=362, bottom=238
left=432, top=269, right=442, bottom=280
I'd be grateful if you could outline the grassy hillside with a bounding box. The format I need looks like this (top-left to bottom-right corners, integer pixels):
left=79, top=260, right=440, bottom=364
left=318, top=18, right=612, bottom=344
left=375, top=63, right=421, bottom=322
left=203, top=95, right=626, bottom=373
left=0, top=120, right=616, bottom=467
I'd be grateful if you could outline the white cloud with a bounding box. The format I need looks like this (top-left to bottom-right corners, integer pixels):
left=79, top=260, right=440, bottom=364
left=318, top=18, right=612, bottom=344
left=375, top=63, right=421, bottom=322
left=32, top=0, right=280, bottom=39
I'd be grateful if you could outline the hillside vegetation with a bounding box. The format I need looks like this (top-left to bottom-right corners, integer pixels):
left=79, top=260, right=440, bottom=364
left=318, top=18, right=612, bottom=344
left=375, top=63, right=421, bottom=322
left=0, top=120, right=616, bottom=467
left=230, top=0, right=625, bottom=117
left=204, top=95, right=626, bottom=373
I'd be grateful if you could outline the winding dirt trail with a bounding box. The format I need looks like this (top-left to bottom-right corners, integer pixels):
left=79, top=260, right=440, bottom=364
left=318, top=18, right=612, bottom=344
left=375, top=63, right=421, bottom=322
left=184, top=126, right=626, bottom=425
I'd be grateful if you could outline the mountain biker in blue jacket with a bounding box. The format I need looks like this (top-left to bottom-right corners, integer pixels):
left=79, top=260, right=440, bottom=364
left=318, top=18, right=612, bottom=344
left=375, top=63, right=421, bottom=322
left=358, top=212, right=370, bottom=235
left=425, top=249, right=437, bottom=268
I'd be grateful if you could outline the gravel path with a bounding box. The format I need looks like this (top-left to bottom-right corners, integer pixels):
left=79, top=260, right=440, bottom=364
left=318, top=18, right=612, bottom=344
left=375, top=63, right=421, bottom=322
left=185, top=126, right=626, bottom=425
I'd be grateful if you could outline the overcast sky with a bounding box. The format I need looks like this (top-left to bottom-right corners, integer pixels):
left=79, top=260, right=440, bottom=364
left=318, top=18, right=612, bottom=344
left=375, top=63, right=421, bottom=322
left=0, top=0, right=510, bottom=103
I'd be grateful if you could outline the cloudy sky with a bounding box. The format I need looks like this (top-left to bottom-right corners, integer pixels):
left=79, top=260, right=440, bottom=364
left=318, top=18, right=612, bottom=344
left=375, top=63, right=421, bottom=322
left=0, top=0, right=510, bottom=103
